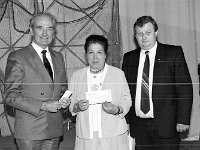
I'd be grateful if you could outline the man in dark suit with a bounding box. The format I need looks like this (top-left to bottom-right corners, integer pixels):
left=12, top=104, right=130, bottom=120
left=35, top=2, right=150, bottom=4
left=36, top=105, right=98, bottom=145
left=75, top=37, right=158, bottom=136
left=4, top=12, right=70, bottom=150
left=122, top=16, right=193, bottom=150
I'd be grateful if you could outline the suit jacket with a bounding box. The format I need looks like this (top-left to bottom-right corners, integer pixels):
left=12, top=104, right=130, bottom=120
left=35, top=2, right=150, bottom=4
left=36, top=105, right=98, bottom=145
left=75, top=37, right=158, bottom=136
left=69, top=65, right=132, bottom=139
left=122, top=42, right=193, bottom=138
left=4, top=44, right=67, bottom=140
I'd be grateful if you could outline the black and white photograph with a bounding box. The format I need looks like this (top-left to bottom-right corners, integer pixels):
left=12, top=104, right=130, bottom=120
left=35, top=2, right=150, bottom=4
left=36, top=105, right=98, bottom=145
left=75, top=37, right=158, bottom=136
left=0, top=0, right=199, bottom=150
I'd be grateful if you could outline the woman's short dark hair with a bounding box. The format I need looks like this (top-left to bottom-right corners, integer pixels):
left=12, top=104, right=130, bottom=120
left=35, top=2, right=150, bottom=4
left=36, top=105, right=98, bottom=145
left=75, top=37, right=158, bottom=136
left=84, top=35, right=109, bottom=54
left=134, top=16, right=158, bottom=34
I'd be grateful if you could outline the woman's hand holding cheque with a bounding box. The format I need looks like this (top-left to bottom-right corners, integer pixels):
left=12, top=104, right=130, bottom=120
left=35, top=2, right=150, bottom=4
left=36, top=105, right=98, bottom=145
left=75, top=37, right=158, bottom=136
left=59, top=98, right=71, bottom=109
left=102, top=101, right=122, bottom=115
left=73, top=99, right=89, bottom=113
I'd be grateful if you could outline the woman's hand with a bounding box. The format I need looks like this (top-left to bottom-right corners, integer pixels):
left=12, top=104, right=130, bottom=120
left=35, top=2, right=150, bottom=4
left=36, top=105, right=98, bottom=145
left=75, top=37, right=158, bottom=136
left=59, top=98, right=71, bottom=108
left=73, top=99, right=89, bottom=113
left=102, top=101, right=119, bottom=115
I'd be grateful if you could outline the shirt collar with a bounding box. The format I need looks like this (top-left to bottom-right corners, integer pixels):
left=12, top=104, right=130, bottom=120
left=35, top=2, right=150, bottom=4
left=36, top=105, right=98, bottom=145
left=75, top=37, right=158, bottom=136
left=31, top=42, right=49, bottom=53
left=141, top=42, right=157, bottom=55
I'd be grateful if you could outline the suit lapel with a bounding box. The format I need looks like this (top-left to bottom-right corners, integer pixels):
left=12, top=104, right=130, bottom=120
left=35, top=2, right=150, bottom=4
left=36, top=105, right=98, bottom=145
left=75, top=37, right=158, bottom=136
left=153, top=43, right=166, bottom=80
left=131, top=49, right=140, bottom=80
left=50, top=49, right=58, bottom=83
left=49, top=49, right=64, bottom=99
left=152, top=43, right=166, bottom=96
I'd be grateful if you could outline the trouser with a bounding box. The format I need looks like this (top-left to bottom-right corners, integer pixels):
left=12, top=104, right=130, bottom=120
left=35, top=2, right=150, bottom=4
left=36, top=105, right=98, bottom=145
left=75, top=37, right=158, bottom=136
left=16, top=137, right=60, bottom=150
left=135, top=117, right=180, bottom=150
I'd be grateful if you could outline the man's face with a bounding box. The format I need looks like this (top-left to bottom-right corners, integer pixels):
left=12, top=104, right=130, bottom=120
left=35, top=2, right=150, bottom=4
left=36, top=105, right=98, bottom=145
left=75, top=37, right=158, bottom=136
left=30, top=15, right=55, bottom=49
left=135, top=22, right=157, bottom=50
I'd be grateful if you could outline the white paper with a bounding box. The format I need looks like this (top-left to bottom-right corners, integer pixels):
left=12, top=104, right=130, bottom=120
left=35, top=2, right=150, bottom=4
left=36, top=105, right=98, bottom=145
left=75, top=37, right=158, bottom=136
left=86, top=89, right=112, bottom=105
left=59, top=90, right=72, bottom=102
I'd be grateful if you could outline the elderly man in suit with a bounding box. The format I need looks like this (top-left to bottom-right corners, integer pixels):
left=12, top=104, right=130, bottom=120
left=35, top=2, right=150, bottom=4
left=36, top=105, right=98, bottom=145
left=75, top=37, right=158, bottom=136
left=4, top=12, right=70, bottom=150
left=122, top=16, right=193, bottom=150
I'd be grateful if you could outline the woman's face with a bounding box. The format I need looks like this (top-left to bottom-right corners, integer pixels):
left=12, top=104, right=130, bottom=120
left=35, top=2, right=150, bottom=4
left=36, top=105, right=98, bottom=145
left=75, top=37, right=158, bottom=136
left=86, top=43, right=106, bottom=71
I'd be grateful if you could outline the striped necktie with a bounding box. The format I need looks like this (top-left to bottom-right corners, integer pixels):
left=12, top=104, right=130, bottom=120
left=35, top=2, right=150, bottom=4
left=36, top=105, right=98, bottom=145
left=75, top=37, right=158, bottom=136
left=141, top=51, right=150, bottom=114
left=41, top=50, right=53, bottom=80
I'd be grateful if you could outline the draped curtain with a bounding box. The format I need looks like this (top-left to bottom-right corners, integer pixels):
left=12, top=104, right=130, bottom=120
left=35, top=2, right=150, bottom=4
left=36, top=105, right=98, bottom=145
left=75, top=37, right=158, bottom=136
left=119, top=0, right=200, bottom=140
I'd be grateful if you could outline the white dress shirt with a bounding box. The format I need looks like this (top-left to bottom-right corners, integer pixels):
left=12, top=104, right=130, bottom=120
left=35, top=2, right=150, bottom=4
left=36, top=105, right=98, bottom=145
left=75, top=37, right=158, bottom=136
left=31, top=42, right=54, bottom=79
left=135, top=42, right=157, bottom=118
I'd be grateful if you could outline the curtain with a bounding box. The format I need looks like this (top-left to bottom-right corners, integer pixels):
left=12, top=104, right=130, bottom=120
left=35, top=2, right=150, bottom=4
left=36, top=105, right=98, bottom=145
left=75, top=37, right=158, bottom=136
left=119, top=0, right=200, bottom=140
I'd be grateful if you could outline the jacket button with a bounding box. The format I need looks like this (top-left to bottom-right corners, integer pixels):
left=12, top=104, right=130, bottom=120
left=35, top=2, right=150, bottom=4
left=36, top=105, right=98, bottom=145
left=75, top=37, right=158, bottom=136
left=41, top=92, right=44, bottom=95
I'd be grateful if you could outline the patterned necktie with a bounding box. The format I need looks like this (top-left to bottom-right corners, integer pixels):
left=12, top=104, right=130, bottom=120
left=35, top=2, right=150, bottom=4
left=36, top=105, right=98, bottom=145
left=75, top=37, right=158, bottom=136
left=141, top=51, right=150, bottom=114
left=41, top=50, right=53, bottom=80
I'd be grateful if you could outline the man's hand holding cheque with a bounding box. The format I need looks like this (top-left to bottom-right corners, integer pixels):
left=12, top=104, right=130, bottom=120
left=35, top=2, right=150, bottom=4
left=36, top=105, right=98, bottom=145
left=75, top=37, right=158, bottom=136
left=58, top=90, right=72, bottom=109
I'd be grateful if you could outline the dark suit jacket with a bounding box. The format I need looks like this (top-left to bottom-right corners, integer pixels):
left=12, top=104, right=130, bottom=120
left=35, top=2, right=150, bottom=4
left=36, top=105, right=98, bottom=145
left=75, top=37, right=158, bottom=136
left=4, top=44, right=67, bottom=140
left=122, top=42, right=193, bottom=138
